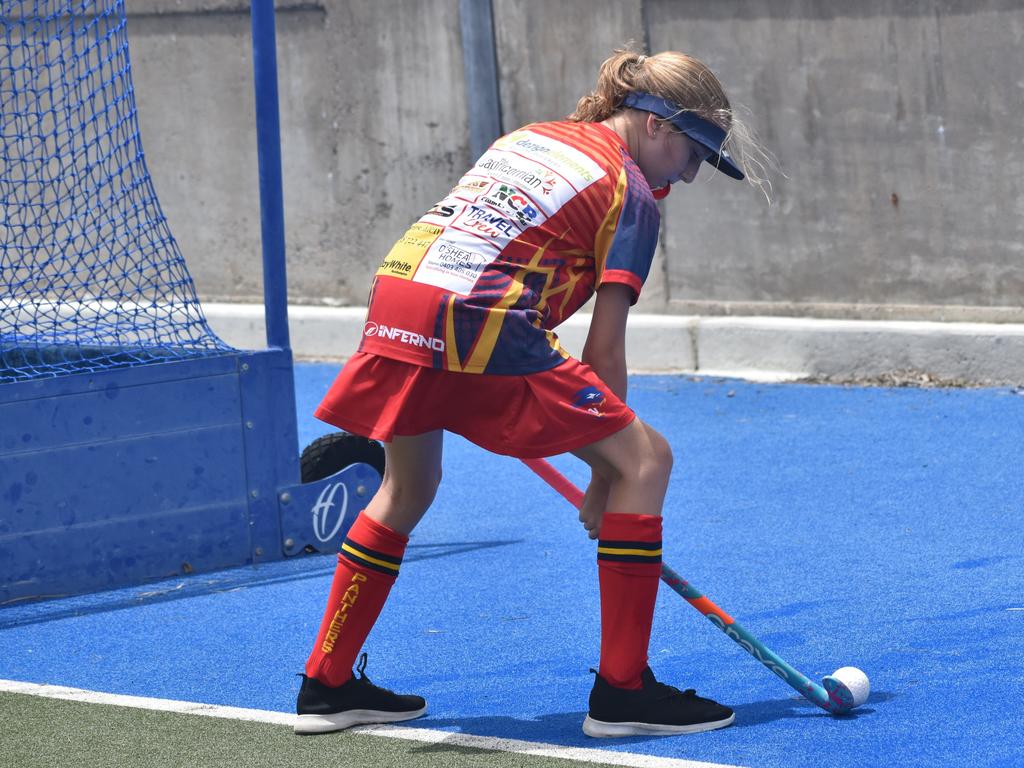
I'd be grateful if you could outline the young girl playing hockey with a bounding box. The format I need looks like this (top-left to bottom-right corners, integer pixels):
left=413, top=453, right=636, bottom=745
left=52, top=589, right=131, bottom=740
left=295, top=48, right=769, bottom=738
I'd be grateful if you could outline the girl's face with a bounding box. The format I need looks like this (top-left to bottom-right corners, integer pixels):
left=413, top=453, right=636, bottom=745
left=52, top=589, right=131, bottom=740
left=637, top=118, right=712, bottom=190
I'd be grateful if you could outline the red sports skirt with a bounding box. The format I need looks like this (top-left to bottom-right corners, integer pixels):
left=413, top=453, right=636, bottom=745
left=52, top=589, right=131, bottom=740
left=314, top=352, right=635, bottom=458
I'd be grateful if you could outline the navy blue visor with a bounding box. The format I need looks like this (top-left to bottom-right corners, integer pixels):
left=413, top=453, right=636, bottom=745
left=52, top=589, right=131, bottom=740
left=621, top=91, right=744, bottom=180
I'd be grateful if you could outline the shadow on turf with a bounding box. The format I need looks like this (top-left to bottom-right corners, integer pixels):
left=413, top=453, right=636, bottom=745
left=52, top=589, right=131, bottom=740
left=415, top=711, right=609, bottom=747
left=415, top=690, right=895, bottom=748
left=730, top=691, right=894, bottom=727
left=0, top=538, right=523, bottom=630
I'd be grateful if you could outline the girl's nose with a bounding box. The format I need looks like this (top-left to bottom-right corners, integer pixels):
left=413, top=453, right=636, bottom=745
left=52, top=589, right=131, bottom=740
left=680, top=154, right=703, bottom=184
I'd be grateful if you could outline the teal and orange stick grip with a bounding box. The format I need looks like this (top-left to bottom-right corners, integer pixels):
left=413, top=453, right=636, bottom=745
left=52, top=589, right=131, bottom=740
left=522, top=457, right=866, bottom=714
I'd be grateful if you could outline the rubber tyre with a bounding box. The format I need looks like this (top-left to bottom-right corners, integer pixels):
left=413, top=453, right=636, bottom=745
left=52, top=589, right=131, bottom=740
left=300, top=432, right=385, bottom=483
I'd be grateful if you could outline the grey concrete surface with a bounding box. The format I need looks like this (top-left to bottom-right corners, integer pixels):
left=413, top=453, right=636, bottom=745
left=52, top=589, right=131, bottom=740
left=122, top=0, right=1023, bottom=325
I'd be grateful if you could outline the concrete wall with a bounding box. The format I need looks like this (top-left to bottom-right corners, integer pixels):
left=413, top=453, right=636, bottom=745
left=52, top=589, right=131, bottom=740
left=646, top=1, right=1024, bottom=323
left=126, top=0, right=1024, bottom=322
left=129, top=0, right=470, bottom=307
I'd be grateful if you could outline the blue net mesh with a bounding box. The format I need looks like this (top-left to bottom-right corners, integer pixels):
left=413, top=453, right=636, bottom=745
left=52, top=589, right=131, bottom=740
left=1, top=0, right=233, bottom=384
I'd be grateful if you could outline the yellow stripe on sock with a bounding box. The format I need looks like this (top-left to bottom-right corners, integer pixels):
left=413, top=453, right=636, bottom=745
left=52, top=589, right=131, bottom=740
left=341, top=542, right=401, bottom=572
left=597, top=546, right=663, bottom=558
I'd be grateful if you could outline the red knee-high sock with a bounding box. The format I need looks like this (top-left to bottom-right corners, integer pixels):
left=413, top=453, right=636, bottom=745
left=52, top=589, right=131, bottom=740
left=597, top=512, right=663, bottom=690
left=305, top=512, right=408, bottom=687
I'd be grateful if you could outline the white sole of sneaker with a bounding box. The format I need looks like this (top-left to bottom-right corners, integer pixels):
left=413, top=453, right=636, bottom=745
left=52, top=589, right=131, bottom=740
left=581, top=712, right=735, bottom=737
left=294, top=705, right=427, bottom=735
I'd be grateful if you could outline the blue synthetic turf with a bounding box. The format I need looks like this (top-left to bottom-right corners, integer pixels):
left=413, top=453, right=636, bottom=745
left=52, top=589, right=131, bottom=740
left=2, top=365, right=1023, bottom=768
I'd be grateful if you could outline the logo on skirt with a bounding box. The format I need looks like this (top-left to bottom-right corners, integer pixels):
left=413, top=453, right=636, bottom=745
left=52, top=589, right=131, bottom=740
left=571, top=386, right=606, bottom=416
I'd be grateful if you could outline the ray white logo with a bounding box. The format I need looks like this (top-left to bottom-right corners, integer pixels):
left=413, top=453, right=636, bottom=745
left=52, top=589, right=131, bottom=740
left=312, top=482, right=349, bottom=543
left=364, top=321, right=445, bottom=351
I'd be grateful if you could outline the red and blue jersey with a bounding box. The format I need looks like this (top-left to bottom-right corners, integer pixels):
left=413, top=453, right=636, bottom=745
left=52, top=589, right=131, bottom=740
left=358, top=120, right=660, bottom=375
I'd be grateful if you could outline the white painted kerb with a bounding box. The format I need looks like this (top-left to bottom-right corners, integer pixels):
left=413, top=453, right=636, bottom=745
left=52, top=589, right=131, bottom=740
left=202, top=304, right=1024, bottom=385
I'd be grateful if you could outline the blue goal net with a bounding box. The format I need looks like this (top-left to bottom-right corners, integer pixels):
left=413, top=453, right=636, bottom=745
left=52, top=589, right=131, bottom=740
left=1, top=0, right=232, bottom=384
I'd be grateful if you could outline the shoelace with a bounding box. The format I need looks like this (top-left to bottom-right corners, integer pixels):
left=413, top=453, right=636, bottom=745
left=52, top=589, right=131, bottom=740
left=655, top=681, right=699, bottom=701
left=353, top=652, right=400, bottom=695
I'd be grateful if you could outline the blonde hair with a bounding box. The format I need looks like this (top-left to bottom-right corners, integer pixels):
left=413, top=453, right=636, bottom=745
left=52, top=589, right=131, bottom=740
left=570, top=48, right=776, bottom=200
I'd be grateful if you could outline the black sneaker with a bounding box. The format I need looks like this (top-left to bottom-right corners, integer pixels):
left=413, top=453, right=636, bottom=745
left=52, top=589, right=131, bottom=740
left=583, top=667, right=734, bottom=737
left=294, top=653, right=427, bottom=734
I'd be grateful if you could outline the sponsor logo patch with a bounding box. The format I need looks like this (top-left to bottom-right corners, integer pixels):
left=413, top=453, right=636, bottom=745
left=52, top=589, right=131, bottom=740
left=463, top=204, right=519, bottom=238
left=476, top=154, right=557, bottom=195
left=481, top=183, right=540, bottom=226
left=377, top=222, right=444, bottom=280
left=450, top=178, right=491, bottom=199
left=495, top=130, right=607, bottom=186
left=426, top=202, right=457, bottom=218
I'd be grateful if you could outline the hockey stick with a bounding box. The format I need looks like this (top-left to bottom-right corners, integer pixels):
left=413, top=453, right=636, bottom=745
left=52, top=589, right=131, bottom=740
left=521, top=457, right=868, bottom=714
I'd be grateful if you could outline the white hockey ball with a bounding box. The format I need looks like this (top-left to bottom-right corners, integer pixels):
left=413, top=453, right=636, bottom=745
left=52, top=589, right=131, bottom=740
left=831, top=666, right=870, bottom=708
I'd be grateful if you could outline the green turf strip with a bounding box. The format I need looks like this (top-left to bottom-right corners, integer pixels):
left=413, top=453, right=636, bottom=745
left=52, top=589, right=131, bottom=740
left=0, top=691, right=623, bottom=768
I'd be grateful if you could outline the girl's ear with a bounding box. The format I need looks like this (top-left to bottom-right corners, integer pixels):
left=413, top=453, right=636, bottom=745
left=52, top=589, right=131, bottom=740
left=645, top=113, right=660, bottom=138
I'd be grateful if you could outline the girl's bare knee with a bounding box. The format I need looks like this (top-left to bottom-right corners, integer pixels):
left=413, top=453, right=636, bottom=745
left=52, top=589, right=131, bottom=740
left=648, top=426, right=674, bottom=474
left=632, top=425, right=672, bottom=492
left=390, top=475, right=440, bottom=513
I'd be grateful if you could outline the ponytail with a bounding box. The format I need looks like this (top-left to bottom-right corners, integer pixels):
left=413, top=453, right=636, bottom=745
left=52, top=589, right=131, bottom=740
left=569, top=50, right=649, bottom=122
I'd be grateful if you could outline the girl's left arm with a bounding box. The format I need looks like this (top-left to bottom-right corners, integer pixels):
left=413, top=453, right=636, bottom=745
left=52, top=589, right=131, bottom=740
left=576, top=283, right=633, bottom=537
left=581, top=282, right=632, bottom=401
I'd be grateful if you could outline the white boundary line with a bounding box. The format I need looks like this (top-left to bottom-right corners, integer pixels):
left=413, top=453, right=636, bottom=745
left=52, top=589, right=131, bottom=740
left=0, top=679, right=745, bottom=768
